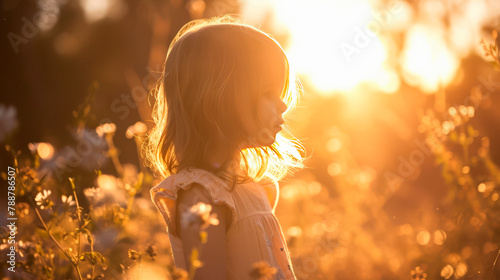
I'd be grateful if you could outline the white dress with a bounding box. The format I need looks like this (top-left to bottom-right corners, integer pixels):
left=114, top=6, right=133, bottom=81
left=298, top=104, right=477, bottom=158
left=150, top=168, right=296, bottom=280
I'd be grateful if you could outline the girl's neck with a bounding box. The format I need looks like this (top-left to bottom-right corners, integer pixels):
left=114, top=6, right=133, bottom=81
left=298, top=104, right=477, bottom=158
left=206, top=147, right=248, bottom=181
left=207, top=147, right=231, bottom=169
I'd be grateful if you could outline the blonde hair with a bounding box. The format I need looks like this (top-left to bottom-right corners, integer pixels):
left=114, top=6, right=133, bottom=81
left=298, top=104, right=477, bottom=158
left=144, top=15, right=305, bottom=185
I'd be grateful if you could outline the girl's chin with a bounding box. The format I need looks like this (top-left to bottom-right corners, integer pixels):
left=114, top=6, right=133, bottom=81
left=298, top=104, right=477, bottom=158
left=240, top=134, right=277, bottom=148
left=256, top=133, right=277, bottom=147
left=243, top=142, right=273, bottom=149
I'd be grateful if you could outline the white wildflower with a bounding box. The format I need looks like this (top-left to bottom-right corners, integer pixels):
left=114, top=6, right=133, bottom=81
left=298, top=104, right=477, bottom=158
left=181, top=202, right=219, bottom=230
left=125, top=121, right=147, bottom=139
left=61, top=194, right=76, bottom=206
left=95, top=123, right=116, bottom=137
left=35, top=190, right=52, bottom=209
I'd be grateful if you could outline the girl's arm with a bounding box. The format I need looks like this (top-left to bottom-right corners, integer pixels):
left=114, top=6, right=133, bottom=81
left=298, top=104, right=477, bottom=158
left=176, top=184, right=228, bottom=280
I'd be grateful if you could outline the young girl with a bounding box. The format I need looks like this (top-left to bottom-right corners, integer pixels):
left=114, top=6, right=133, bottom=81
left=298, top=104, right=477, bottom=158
left=146, top=15, right=304, bottom=280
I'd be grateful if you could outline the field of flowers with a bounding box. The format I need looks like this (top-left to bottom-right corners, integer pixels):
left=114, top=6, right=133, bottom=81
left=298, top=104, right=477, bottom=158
left=2, top=0, right=500, bottom=279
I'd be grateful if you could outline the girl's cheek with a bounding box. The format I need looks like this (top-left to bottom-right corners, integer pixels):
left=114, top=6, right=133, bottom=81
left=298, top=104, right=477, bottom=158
left=257, top=99, right=271, bottom=116
left=259, top=100, right=278, bottom=126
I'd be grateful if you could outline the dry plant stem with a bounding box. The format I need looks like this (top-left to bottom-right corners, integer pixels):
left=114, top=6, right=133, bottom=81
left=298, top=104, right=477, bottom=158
left=188, top=249, right=197, bottom=280
left=37, top=247, right=52, bottom=277
left=69, top=179, right=83, bottom=259
left=85, top=205, right=97, bottom=279
left=126, top=194, right=135, bottom=217
left=488, top=46, right=499, bottom=64
left=10, top=152, right=83, bottom=280
left=481, top=37, right=500, bottom=66
left=188, top=232, right=206, bottom=280
left=69, top=178, right=93, bottom=278
left=189, top=254, right=194, bottom=280
left=71, top=180, right=97, bottom=279
left=125, top=174, right=142, bottom=217
left=461, top=125, right=470, bottom=165
left=490, top=47, right=499, bottom=64
left=137, top=255, right=142, bottom=280
left=89, top=231, right=95, bottom=279
left=105, top=133, right=124, bottom=176
left=133, top=137, right=147, bottom=174
left=493, top=249, right=500, bottom=280
left=18, top=177, right=84, bottom=280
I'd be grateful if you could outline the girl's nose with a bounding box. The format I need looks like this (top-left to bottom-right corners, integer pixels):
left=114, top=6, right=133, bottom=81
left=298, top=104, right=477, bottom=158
left=278, top=99, right=287, bottom=114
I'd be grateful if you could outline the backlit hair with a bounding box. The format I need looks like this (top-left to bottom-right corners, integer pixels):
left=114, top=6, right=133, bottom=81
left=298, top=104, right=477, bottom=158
left=144, top=15, right=305, bottom=185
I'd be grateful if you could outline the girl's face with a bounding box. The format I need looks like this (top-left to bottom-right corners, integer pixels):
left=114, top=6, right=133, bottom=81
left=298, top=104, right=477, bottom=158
left=236, top=56, right=288, bottom=148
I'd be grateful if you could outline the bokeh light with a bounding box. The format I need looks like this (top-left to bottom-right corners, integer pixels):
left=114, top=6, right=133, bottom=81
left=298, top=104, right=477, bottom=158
left=416, top=230, right=431, bottom=245
left=433, top=230, right=447, bottom=245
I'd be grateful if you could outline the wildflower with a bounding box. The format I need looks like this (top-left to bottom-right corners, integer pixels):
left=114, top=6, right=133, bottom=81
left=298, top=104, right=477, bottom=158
left=181, top=202, right=219, bottom=231
left=35, top=189, right=53, bottom=209
left=96, top=174, right=118, bottom=192
left=61, top=194, right=76, bottom=206
left=249, top=261, right=277, bottom=280
left=128, top=249, right=140, bottom=261
left=125, top=121, right=147, bottom=139
left=411, top=266, right=427, bottom=280
left=0, top=104, right=18, bottom=143
left=27, top=142, right=39, bottom=153
left=18, top=240, right=35, bottom=258
left=28, top=142, right=54, bottom=160
left=440, top=264, right=454, bottom=279
left=81, top=251, right=105, bottom=266
left=145, top=245, right=157, bottom=261
left=480, top=30, right=500, bottom=66
left=95, top=123, right=116, bottom=137
left=19, top=166, right=36, bottom=182
left=83, top=187, right=101, bottom=198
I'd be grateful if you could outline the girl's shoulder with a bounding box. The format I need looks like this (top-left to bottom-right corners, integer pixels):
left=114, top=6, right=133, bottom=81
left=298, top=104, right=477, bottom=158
left=150, top=167, right=234, bottom=205
left=150, top=168, right=237, bottom=237
left=256, top=177, right=279, bottom=213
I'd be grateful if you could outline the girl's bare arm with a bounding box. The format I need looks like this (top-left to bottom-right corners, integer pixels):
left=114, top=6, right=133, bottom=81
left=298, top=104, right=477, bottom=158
left=176, top=184, right=228, bottom=280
